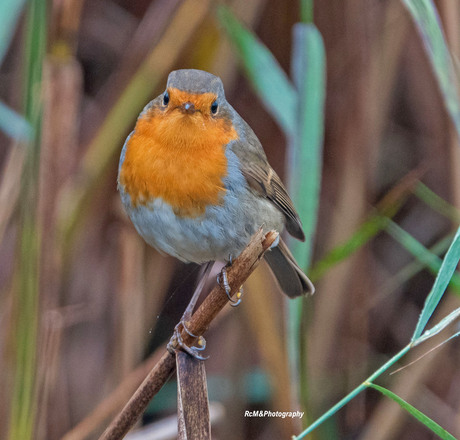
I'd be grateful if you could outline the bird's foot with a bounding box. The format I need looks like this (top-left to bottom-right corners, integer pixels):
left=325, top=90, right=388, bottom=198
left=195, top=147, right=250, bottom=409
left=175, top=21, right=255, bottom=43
left=167, top=320, right=208, bottom=360
left=217, top=262, right=243, bottom=307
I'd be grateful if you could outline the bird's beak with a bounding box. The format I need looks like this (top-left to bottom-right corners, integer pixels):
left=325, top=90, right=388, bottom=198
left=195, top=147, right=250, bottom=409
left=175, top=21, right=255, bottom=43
left=180, top=102, right=196, bottom=114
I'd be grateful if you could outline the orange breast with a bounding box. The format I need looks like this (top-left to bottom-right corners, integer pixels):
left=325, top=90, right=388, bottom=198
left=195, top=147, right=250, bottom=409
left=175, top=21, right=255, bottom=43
left=119, top=99, right=238, bottom=217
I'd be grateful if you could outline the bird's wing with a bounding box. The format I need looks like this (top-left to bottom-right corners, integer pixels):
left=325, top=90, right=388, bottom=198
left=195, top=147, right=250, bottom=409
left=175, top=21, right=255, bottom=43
left=231, top=136, right=305, bottom=241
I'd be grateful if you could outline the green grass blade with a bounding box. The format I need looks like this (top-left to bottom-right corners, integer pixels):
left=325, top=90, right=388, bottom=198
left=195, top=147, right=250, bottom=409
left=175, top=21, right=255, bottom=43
left=414, top=182, right=460, bottom=223
left=8, top=0, right=46, bottom=439
left=287, top=21, right=325, bottom=421
left=300, top=0, right=314, bottom=24
left=0, top=0, right=32, bottom=144
left=414, top=307, right=460, bottom=345
left=0, top=100, right=31, bottom=141
left=367, top=384, right=457, bottom=440
left=412, top=226, right=460, bottom=341
left=385, top=221, right=460, bottom=294
left=309, top=171, right=420, bottom=281
left=309, top=213, right=390, bottom=282
left=0, top=0, right=26, bottom=65
left=295, top=224, right=460, bottom=438
left=289, top=23, right=325, bottom=269
left=382, top=232, right=455, bottom=297
left=217, top=5, right=297, bottom=135
left=402, top=0, right=460, bottom=139
left=293, top=344, right=412, bottom=439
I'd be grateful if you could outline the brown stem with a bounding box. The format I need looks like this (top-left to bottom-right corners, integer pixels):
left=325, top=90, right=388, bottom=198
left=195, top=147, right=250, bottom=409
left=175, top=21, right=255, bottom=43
left=99, top=228, right=278, bottom=440
left=62, top=348, right=164, bottom=440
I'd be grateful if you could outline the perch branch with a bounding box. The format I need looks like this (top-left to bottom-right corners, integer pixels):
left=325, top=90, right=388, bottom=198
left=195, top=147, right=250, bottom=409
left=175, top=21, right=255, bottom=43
left=99, top=228, right=278, bottom=440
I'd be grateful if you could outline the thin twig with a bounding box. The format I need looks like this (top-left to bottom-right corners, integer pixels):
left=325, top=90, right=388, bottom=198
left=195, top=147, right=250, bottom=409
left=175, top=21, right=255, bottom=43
left=99, top=229, right=279, bottom=440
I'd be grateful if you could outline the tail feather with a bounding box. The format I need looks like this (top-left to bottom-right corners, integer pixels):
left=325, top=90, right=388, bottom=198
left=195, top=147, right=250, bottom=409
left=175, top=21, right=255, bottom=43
left=264, top=238, right=315, bottom=298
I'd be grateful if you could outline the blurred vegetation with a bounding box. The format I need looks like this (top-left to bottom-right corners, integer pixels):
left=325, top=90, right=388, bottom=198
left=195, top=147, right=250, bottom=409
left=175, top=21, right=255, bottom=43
left=1, top=1, right=460, bottom=440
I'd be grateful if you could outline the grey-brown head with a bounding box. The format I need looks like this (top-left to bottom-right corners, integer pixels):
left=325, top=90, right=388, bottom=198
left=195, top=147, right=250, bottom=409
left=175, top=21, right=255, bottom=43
left=167, top=69, right=225, bottom=98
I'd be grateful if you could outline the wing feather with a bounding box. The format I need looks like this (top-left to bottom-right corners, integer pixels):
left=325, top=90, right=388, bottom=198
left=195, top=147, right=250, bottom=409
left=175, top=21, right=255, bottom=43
left=231, top=140, right=305, bottom=241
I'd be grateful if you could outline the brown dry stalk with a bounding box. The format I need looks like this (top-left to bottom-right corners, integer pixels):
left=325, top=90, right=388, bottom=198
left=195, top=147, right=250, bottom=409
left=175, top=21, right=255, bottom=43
left=0, top=144, right=25, bottom=244
left=61, top=348, right=163, bottom=440
left=98, top=229, right=278, bottom=440
left=176, top=351, right=211, bottom=439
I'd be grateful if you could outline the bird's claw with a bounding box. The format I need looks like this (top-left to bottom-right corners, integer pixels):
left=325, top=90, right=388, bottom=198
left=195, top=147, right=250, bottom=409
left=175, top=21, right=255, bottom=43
left=167, top=320, right=208, bottom=360
left=217, top=265, right=243, bottom=307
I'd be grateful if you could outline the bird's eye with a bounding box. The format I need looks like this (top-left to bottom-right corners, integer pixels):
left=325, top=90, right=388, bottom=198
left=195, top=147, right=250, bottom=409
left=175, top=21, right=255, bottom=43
left=211, top=100, right=218, bottom=114
left=163, top=91, right=169, bottom=106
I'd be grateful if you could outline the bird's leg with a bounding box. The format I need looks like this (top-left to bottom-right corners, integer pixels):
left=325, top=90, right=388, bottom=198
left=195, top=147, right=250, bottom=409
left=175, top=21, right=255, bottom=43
left=182, top=261, right=214, bottom=322
left=217, top=255, right=244, bottom=307
left=167, top=261, right=214, bottom=360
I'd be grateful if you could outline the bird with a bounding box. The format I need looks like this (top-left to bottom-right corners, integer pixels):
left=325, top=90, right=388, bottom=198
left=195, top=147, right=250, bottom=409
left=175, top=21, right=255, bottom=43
left=118, top=69, right=314, bottom=301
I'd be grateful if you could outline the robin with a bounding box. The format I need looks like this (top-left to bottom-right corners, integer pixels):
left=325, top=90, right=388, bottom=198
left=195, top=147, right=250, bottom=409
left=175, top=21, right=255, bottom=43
left=118, top=69, right=314, bottom=303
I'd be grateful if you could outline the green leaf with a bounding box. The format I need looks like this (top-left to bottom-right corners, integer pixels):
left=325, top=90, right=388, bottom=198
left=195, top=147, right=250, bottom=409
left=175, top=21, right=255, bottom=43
left=383, top=232, right=456, bottom=297
left=414, top=182, right=460, bottom=223
left=286, top=22, right=326, bottom=423
left=300, top=0, right=314, bottom=24
left=288, top=23, right=325, bottom=269
left=367, top=383, right=457, bottom=440
left=309, top=172, right=419, bottom=281
left=402, top=0, right=460, bottom=139
left=0, top=0, right=26, bottom=65
left=309, top=213, right=390, bottom=282
left=0, top=101, right=31, bottom=141
left=414, top=307, right=460, bottom=345
left=293, top=344, right=412, bottom=439
left=412, top=226, right=460, bottom=341
left=8, top=0, right=46, bottom=439
left=0, top=0, right=31, bottom=141
left=385, top=221, right=460, bottom=294
left=217, top=5, right=297, bottom=135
